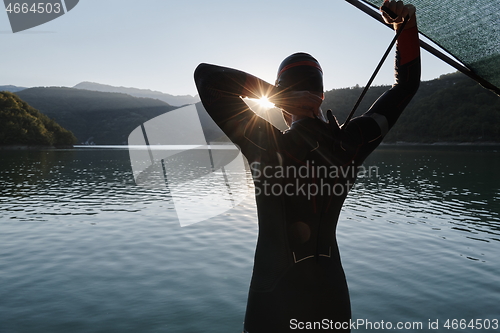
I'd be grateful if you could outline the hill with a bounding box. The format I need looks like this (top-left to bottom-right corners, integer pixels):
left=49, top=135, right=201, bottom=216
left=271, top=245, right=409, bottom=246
left=16, top=87, right=179, bottom=145
left=9, top=72, right=500, bottom=146
left=0, top=85, right=27, bottom=93
left=0, top=91, right=76, bottom=146
left=73, top=82, right=200, bottom=107
left=322, top=72, right=500, bottom=143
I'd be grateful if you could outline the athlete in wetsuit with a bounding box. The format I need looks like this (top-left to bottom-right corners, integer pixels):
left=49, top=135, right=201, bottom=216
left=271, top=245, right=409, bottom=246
left=194, top=1, right=420, bottom=331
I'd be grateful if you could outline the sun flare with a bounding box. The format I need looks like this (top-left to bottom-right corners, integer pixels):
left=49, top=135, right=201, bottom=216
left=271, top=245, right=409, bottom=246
left=256, top=96, right=275, bottom=109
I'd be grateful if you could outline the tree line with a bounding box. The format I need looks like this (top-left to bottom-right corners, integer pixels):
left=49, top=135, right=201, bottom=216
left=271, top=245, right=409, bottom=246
left=0, top=91, right=76, bottom=146
left=322, top=72, right=500, bottom=143
left=2, top=71, right=499, bottom=146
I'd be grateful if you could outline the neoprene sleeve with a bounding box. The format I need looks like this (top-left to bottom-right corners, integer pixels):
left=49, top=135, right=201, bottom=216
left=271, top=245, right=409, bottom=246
left=341, top=25, right=421, bottom=163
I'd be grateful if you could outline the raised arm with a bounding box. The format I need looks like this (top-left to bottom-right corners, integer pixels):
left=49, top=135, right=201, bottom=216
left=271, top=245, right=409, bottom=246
left=194, top=64, right=280, bottom=156
left=365, top=0, right=420, bottom=128
left=344, top=0, right=421, bottom=161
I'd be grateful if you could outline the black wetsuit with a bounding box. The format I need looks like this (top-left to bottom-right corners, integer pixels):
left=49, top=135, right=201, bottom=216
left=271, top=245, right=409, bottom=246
left=194, top=27, right=420, bottom=333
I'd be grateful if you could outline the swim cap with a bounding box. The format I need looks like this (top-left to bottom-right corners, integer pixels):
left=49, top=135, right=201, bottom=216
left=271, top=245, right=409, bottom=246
left=276, top=53, right=323, bottom=93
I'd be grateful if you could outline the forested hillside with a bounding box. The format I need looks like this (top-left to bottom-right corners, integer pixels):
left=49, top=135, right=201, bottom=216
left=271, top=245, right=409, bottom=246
left=322, top=72, right=500, bottom=143
left=16, top=87, right=179, bottom=145
left=0, top=92, right=76, bottom=146
left=4, top=72, right=499, bottom=146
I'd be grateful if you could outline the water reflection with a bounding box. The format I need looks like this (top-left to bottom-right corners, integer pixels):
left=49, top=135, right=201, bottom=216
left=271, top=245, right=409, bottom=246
left=1, top=146, right=499, bottom=240
left=1, top=146, right=499, bottom=332
left=0, top=148, right=174, bottom=222
left=345, top=145, right=500, bottom=243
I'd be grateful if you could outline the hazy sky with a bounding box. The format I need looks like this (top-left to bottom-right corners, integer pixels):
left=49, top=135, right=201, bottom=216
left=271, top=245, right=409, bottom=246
left=1, top=0, right=455, bottom=96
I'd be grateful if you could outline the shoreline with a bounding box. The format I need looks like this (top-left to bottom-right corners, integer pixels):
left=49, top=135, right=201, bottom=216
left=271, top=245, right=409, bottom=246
left=0, top=145, right=74, bottom=150
left=1, top=142, right=499, bottom=151
left=380, top=141, right=500, bottom=146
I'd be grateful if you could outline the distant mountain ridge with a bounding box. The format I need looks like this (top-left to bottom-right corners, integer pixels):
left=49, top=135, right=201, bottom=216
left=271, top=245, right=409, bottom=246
left=0, top=85, right=28, bottom=93
left=73, top=81, right=199, bottom=107
left=7, top=72, right=500, bottom=146
left=0, top=91, right=76, bottom=146
left=16, top=87, right=180, bottom=145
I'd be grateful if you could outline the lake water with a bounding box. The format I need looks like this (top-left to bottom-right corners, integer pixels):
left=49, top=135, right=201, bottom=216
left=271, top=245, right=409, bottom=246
left=1, top=146, right=499, bottom=332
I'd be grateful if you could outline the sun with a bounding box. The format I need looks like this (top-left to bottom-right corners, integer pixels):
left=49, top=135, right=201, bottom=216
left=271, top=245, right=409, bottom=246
left=255, top=96, right=275, bottom=109
left=242, top=96, right=276, bottom=113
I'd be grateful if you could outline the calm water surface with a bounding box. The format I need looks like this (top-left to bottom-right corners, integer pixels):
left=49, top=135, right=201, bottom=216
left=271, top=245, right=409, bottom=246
left=1, top=146, right=499, bottom=332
